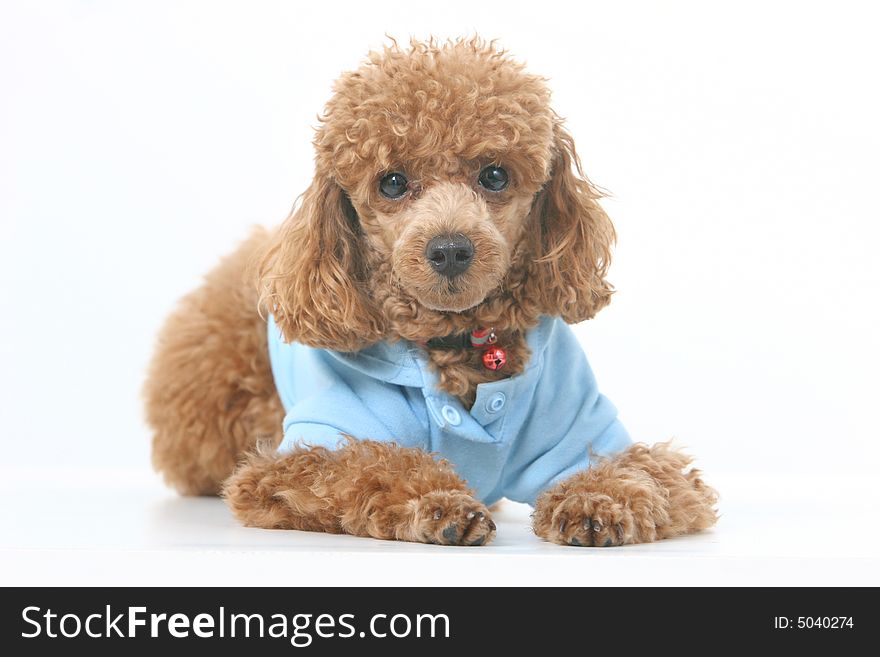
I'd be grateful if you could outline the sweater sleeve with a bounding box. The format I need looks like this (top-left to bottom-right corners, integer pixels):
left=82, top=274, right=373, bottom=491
left=277, top=370, right=409, bottom=452
left=266, top=318, right=427, bottom=453
left=499, top=319, right=632, bottom=505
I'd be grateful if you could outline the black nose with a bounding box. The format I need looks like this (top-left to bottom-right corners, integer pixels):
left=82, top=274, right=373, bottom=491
left=426, top=233, right=474, bottom=278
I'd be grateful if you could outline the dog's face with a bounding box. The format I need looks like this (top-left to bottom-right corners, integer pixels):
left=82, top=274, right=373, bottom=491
left=367, top=176, right=524, bottom=313
left=261, top=39, right=615, bottom=350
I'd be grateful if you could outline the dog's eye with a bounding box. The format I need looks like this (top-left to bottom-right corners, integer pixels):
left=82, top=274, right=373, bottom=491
left=478, top=165, right=509, bottom=192
left=379, top=172, right=409, bottom=199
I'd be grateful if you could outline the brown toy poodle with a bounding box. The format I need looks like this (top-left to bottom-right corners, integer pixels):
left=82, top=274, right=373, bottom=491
left=144, top=38, right=717, bottom=547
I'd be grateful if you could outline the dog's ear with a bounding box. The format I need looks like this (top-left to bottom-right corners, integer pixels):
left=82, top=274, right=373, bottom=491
left=257, top=175, right=385, bottom=351
left=528, top=124, right=616, bottom=323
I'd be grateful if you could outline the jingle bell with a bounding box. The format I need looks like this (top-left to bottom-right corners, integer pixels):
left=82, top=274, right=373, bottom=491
left=482, top=347, right=507, bottom=371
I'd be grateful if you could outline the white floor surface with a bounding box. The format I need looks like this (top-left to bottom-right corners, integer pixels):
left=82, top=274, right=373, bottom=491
left=1, top=468, right=877, bottom=586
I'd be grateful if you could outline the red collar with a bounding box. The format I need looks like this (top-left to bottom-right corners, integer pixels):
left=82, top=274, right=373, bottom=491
left=420, top=328, right=507, bottom=371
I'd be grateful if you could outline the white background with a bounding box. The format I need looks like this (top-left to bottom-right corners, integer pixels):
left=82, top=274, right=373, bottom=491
left=1, top=1, right=878, bottom=585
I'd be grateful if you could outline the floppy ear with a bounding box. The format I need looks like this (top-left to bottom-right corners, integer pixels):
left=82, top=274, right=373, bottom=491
left=528, top=124, right=616, bottom=323
left=257, top=176, right=385, bottom=351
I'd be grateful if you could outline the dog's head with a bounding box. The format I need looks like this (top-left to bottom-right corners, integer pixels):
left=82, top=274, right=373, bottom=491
left=260, top=38, right=615, bottom=350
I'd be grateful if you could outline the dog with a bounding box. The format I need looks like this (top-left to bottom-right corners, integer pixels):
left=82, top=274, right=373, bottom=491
left=144, top=38, right=718, bottom=547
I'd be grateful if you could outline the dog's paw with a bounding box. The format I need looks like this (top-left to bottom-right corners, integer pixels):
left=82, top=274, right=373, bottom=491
left=535, top=492, right=644, bottom=547
left=411, top=492, right=496, bottom=546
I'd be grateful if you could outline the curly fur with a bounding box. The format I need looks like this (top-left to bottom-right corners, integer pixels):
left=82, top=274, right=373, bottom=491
left=145, top=228, right=284, bottom=495
left=144, top=37, right=718, bottom=546
left=223, top=438, right=495, bottom=545
left=532, top=442, right=719, bottom=546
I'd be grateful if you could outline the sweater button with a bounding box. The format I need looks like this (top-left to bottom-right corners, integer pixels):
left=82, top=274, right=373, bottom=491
left=485, top=392, right=506, bottom=414
left=440, top=405, right=462, bottom=426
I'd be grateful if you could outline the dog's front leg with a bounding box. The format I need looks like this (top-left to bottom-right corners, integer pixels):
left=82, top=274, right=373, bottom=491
left=223, top=439, right=496, bottom=545
left=532, top=443, right=718, bottom=546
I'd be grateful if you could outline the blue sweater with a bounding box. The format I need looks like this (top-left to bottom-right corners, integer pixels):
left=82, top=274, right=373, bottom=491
left=268, top=316, right=631, bottom=506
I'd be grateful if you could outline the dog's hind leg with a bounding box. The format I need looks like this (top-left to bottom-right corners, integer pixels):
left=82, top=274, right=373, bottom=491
left=532, top=442, right=718, bottom=546
left=223, top=439, right=497, bottom=546
left=144, top=228, right=284, bottom=495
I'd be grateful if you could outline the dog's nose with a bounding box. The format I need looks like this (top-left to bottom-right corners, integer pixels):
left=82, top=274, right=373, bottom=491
left=426, top=233, right=474, bottom=278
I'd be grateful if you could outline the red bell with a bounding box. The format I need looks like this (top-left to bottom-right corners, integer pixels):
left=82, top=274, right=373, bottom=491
left=482, top=347, right=507, bottom=371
